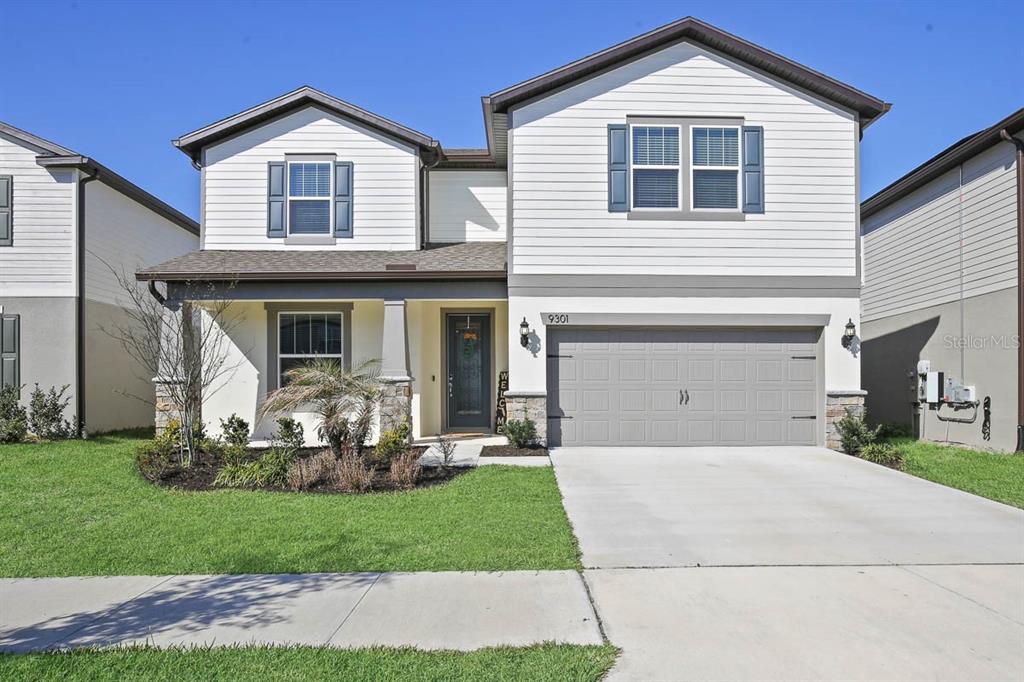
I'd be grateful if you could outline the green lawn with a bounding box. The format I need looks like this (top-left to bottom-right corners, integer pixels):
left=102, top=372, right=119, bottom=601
left=0, top=644, right=618, bottom=682
left=0, top=433, right=580, bottom=577
left=889, top=437, right=1024, bottom=509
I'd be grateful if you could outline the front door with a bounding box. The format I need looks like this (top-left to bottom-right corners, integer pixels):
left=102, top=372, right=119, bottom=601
left=446, top=313, right=491, bottom=430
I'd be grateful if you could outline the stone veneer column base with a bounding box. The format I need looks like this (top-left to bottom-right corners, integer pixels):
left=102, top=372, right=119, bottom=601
left=153, top=377, right=184, bottom=436
left=826, top=390, right=867, bottom=451
left=504, top=392, right=548, bottom=446
left=379, top=378, right=412, bottom=440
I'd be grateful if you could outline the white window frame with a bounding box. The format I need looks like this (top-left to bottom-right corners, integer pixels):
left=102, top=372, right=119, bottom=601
left=277, top=311, right=344, bottom=384
left=286, top=160, right=333, bottom=236
left=628, top=124, right=682, bottom=211
left=689, top=125, right=742, bottom=212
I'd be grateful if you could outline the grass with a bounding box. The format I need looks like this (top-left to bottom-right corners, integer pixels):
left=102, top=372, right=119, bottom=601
left=0, top=644, right=619, bottom=682
left=886, top=437, right=1024, bottom=509
left=0, top=432, right=580, bottom=577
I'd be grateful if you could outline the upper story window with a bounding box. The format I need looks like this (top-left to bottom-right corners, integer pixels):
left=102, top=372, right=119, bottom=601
left=287, top=162, right=332, bottom=234
left=631, top=126, right=680, bottom=209
left=692, top=127, right=740, bottom=210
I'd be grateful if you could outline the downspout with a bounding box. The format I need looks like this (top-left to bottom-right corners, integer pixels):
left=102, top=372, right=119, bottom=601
left=76, top=168, right=100, bottom=436
left=418, top=146, right=443, bottom=250
left=999, top=129, right=1024, bottom=452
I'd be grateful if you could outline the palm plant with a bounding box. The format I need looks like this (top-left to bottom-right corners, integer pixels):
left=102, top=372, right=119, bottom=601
left=259, top=358, right=381, bottom=460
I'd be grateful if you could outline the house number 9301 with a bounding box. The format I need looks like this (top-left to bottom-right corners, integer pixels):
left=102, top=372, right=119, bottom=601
left=546, top=314, right=569, bottom=324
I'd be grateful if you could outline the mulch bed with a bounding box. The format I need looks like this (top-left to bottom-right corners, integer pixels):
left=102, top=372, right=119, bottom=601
left=142, top=445, right=467, bottom=494
left=480, top=445, right=550, bottom=457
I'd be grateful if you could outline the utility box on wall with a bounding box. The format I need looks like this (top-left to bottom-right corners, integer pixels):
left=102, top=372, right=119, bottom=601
left=925, top=371, right=944, bottom=404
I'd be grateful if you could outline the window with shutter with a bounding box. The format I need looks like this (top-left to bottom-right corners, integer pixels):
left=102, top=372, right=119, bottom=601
left=287, top=162, right=333, bottom=235
left=691, top=127, right=740, bottom=210
left=631, top=125, right=680, bottom=209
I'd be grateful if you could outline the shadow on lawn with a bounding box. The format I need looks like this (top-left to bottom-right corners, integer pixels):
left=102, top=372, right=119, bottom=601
left=0, top=572, right=382, bottom=653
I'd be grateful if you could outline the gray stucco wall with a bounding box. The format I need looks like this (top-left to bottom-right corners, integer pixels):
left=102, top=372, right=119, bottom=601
left=0, top=296, right=77, bottom=420
left=84, top=299, right=155, bottom=432
left=861, top=287, right=1018, bottom=452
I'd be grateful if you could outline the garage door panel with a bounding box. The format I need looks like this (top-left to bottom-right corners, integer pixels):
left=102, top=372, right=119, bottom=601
left=548, top=328, right=819, bottom=446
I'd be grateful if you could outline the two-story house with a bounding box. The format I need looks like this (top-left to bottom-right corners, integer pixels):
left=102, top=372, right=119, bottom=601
left=0, top=121, right=199, bottom=433
left=861, top=109, right=1023, bottom=452
left=138, top=17, right=889, bottom=448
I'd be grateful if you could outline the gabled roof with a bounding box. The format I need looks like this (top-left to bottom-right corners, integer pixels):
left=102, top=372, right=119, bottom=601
left=486, top=16, right=890, bottom=128
left=174, top=86, right=441, bottom=163
left=0, top=120, right=199, bottom=235
left=862, top=107, right=1024, bottom=220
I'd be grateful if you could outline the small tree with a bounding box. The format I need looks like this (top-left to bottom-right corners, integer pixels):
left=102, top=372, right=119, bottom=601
left=258, top=358, right=381, bottom=461
left=101, top=268, right=243, bottom=467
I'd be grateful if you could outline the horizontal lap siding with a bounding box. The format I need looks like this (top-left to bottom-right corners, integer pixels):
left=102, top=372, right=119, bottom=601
left=509, top=43, right=857, bottom=276
left=862, top=139, right=1019, bottom=322
left=203, top=107, right=418, bottom=251
left=0, top=135, right=75, bottom=297
left=428, top=170, right=507, bottom=243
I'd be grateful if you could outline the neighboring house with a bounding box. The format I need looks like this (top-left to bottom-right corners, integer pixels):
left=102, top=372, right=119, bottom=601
left=138, top=17, right=889, bottom=448
left=0, top=122, right=199, bottom=433
left=861, top=109, right=1024, bottom=452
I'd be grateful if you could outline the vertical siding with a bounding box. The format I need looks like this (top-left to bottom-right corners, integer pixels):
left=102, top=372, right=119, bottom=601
left=862, top=139, right=1019, bottom=322
left=203, top=107, right=419, bottom=251
left=428, top=170, right=507, bottom=243
left=509, top=42, right=858, bottom=276
left=83, top=181, right=198, bottom=306
left=0, top=134, right=75, bottom=297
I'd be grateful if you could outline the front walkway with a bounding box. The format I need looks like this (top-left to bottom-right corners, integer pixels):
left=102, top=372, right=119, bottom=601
left=0, top=571, right=601, bottom=653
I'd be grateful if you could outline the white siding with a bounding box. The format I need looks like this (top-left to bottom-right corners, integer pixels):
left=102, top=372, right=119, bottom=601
left=862, top=138, right=1019, bottom=322
left=83, top=181, right=198, bottom=306
left=509, top=42, right=858, bottom=276
left=428, top=170, right=507, bottom=243
left=0, top=133, right=76, bottom=297
left=202, top=107, right=419, bottom=251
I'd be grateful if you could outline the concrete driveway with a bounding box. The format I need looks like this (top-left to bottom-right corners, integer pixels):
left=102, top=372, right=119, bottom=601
left=552, top=446, right=1024, bottom=681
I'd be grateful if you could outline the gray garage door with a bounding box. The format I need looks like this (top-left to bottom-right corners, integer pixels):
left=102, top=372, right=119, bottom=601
left=547, top=328, right=819, bottom=446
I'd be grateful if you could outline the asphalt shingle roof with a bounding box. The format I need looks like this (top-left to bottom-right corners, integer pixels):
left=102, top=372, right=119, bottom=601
left=136, top=242, right=507, bottom=281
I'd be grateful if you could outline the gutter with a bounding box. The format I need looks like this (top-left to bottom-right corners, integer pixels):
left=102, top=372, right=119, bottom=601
left=135, top=269, right=508, bottom=283
left=999, top=129, right=1024, bottom=452
left=76, top=168, right=100, bottom=436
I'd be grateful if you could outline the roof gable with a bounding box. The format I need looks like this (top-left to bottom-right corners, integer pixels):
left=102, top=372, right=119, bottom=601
left=174, top=86, right=440, bottom=163
left=486, top=17, right=889, bottom=129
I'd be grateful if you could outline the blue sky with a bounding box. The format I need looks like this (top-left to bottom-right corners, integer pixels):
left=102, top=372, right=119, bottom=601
left=2, top=0, right=1022, bottom=220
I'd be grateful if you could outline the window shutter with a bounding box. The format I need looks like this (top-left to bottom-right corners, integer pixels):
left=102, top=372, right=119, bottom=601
left=0, top=175, right=12, bottom=247
left=742, top=126, right=764, bottom=214
left=267, top=162, right=286, bottom=238
left=0, top=315, right=19, bottom=392
left=334, top=161, right=353, bottom=238
left=608, top=124, right=629, bottom=212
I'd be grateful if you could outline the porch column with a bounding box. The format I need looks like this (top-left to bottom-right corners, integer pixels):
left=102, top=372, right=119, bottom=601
left=380, top=298, right=412, bottom=438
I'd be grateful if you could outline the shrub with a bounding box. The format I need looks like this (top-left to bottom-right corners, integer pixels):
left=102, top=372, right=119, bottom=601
left=0, top=385, right=28, bottom=444
left=877, top=422, right=915, bottom=440
left=388, top=449, right=422, bottom=490
left=287, top=450, right=335, bottom=491
left=214, top=447, right=295, bottom=488
left=502, top=419, right=537, bottom=449
left=434, top=434, right=457, bottom=469
left=374, top=420, right=411, bottom=463
left=135, top=446, right=177, bottom=481
left=220, top=414, right=250, bottom=447
left=859, top=442, right=907, bottom=470
left=28, top=384, right=75, bottom=440
left=273, top=417, right=305, bottom=450
left=835, top=408, right=879, bottom=455
left=221, top=442, right=250, bottom=466
left=335, top=453, right=373, bottom=493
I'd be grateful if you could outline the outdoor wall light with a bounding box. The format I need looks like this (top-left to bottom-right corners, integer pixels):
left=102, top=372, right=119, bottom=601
left=519, top=317, right=532, bottom=348
left=842, top=318, right=857, bottom=349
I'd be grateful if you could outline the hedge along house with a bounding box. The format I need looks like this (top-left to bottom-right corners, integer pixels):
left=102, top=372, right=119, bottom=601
left=139, top=17, right=888, bottom=447
left=861, top=109, right=1024, bottom=452
left=0, top=121, right=198, bottom=433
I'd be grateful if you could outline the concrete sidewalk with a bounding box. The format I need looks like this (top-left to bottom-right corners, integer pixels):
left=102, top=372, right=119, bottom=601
left=0, top=571, right=601, bottom=653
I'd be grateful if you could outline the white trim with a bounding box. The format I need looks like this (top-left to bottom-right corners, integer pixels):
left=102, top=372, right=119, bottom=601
left=689, top=125, right=741, bottom=211
left=286, top=160, right=333, bottom=236
left=628, top=123, right=682, bottom=210
left=276, top=310, right=344, bottom=384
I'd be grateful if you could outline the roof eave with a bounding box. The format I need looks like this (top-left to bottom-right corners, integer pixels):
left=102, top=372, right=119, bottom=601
left=136, top=269, right=508, bottom=282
